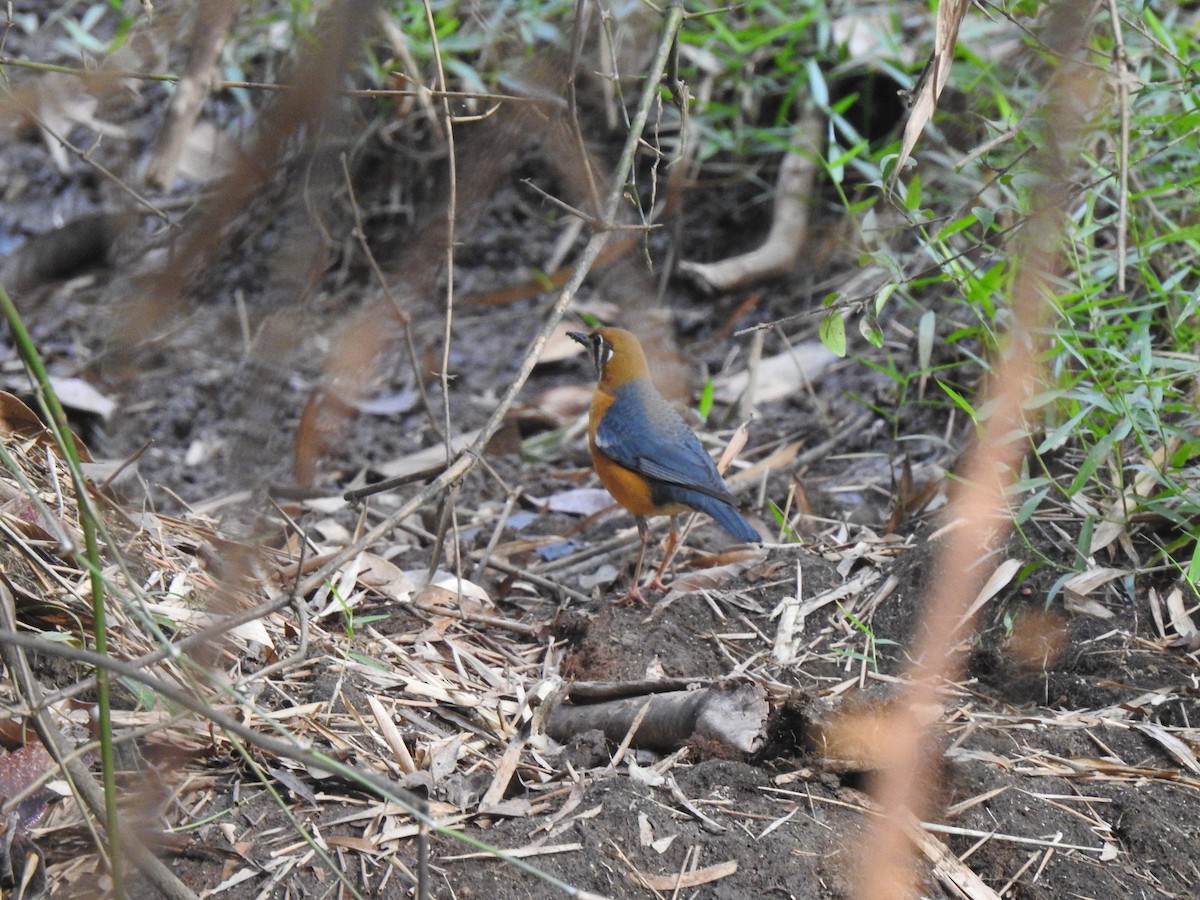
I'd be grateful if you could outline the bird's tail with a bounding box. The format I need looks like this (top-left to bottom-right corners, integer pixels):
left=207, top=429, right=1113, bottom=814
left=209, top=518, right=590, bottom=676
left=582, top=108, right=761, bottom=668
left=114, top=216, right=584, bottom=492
left=687, top=492, right=760, bottom=544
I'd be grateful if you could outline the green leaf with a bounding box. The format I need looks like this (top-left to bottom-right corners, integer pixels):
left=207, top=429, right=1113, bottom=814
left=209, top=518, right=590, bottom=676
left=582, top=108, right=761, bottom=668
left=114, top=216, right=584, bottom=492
left=697, top=379, right=714, bottom=421
left=1015, top=486, right=1051, bottom=525
left=905, top=174, right=922, bottom=211
left=858, top=315, right=884, bottom=348
left=767, top=500, right=802, bottom=544
left=1187, top=538, right=1200, bottom=588
left=819, top=311, right=846, bottom=357
left=936, top=380, right=977, bottom=421
left=1066, top=428, right=1122, bottom=497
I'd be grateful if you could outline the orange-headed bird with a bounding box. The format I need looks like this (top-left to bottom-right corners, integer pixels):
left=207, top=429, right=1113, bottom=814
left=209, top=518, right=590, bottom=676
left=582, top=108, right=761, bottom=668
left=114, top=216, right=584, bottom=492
left=568, top=327, right=759, bottom=604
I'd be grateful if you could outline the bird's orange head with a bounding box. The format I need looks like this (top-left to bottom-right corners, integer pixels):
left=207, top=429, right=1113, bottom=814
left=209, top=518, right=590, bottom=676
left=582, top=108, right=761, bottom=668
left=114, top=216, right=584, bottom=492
left=567, top=327, right=650, bottom=391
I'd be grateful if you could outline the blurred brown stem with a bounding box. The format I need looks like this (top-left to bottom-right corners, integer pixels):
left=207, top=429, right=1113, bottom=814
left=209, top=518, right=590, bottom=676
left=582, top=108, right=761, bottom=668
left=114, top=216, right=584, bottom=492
left=856, top=4, right=1097, bottom=897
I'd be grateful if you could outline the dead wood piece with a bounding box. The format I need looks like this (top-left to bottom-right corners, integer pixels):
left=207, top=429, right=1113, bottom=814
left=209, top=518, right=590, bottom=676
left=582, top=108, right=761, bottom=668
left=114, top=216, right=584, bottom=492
left=546, top=682, right=767, bottom=754
left=565, top=677, right=707, bottom=701
left=679, top=107, right=822, bottom=292
left=144, top=2, right=239, bottom=191
left=0, top=214, right=121, bottom=295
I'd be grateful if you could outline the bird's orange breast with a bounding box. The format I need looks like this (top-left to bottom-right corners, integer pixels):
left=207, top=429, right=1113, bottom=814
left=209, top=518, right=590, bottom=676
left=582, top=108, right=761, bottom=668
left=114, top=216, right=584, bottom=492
left=587, top=386, right=687, bottom=519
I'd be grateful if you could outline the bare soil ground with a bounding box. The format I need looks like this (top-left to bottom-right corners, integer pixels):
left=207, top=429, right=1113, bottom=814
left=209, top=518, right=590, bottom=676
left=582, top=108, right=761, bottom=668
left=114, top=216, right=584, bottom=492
left=0, top=6, right=1198, bottom=900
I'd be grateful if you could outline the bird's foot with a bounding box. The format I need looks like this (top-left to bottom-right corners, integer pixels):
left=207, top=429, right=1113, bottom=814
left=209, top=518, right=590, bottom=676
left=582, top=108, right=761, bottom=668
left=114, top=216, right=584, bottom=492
left=613, top=586, right=650, bottom=607
left=644, top=576, right=671, bottom=593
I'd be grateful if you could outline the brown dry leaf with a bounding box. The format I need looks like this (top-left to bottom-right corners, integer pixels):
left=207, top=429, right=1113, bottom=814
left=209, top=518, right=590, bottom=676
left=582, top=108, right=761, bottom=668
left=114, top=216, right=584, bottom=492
left=665, top=550, right=764, bottom=597
left=894, top=0, right=971, bottom=177
left=1063, top=566, right=1126, bottom=618
left=0, top=740, right=56, bottom=826
left=957, top=557, right=1022, bottom=630
left=325, top=835, right=379, bottom=853
left=627, top=859, right=738, bottom=891
left=716, top=421, right=750, bottom=474
left=726, top=440, right=801, bottom=486
left=0, top=392, right=46, bottom=439
left=415, top=570, right=493, bottom=610
left=0, top=391, right=93, bottom=462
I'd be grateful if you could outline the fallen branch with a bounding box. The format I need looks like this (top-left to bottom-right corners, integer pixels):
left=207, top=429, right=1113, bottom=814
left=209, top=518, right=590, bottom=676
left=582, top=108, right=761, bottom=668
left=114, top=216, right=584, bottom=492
left=679, top=106, right=822, bottom=291
left=546, top=681, right=767, bottom=754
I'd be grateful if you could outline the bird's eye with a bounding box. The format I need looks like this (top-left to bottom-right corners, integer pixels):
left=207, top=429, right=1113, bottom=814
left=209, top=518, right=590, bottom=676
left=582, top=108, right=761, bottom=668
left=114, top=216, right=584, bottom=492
left=593, top=337, right=613, bottom=373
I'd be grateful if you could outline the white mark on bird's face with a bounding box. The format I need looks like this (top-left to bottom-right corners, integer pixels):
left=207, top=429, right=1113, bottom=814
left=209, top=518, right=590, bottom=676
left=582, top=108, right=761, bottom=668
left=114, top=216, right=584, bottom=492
left=594, top=335, right=613, bottom=374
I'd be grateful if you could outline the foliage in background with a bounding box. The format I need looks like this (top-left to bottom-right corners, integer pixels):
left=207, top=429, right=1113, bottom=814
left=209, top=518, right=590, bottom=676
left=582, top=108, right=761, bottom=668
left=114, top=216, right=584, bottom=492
left=19, top=0, right=1200, bottom=594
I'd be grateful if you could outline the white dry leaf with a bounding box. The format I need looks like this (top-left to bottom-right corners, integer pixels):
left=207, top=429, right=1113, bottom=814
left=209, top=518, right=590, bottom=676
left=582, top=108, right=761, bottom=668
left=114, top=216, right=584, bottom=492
left=637, top=812, right=653, bottom=847
left=427, top=736, right=463, bottom=783
left=302, top=496, right=351, bottom=517
left=957, top=558, right=1023, bottom=631
left=716, top=422, right=750, bottom=475
left=374, top=429, right=481, bottom=480
left=1063, top=567, right=1126, bottom=618
left=415, top=570, right=493, bottom=608
left=142, top=600, right=272, bottom=648
left=358, top=553, right=416, bottom=603
left=578, top=563, right=618, bottom=591
left=1164, top=587, right=1198, bottom=640
left=1089, top=441, right=1176, bottom=555
left=1133, top=722, right=1200, bottom=776
left=797, top=568, right=881, bottom=619
left=208, top=866, right=260, bottom=894
left=651, top=833, right=678, bottom=854
left=545, top=488, right=614, bottom=517
left=714, top=341, right=839, bottom=404
left=49, top=377, right=116, bottom=419
left=773, top=594, right=803, bottom=666
left=175, top=119, right=239, bottom=183
left=628, top=759, right=666, bottom=787
left=334, top=552, right=364, bottom=607
left=306, top=516, right=352, bottom=543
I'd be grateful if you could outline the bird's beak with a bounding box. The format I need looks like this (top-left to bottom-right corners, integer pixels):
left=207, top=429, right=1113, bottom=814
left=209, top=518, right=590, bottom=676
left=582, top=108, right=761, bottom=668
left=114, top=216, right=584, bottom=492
left=567, top=330, right=603, bottom=378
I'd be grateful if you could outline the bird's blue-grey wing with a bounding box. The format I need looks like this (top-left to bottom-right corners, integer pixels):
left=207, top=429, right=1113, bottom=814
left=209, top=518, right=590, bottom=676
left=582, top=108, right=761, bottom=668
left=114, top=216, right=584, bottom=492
left=594, top=385, right=733, bottom=502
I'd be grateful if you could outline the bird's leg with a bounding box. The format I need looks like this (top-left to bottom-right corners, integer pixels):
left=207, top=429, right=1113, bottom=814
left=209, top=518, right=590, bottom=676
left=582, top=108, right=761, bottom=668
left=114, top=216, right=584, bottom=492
left=616, top=517, right=651, bottom=606
left=646, top=515, right=681, bottom=593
